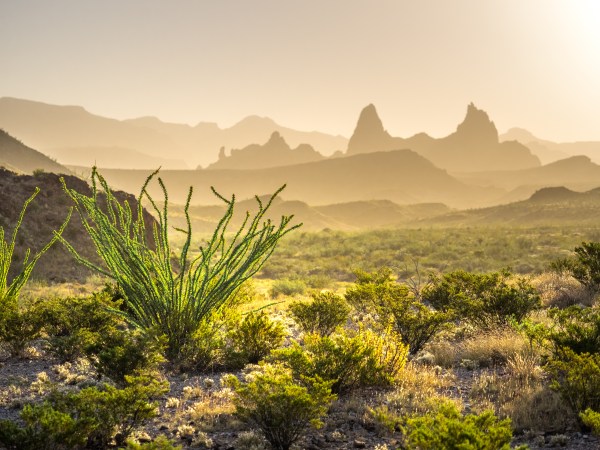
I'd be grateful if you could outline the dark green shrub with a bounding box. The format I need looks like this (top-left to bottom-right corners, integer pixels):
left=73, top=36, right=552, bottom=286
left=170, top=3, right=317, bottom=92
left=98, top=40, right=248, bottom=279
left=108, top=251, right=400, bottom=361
left=423, top=270, right=541, bottom=330
left=547, top=306, right=600, bottom=356
left=178, top=310, right=231, bottom=372
left=346, top=269, right=451, bottom=356
left=35, top=292, right=123, bottom=361
left=580, top=408, right=600, bottom=435
left=548, top=349, right=600, bottom=414
left=226, top=310, right=286, bottom=368
left=0, top=306, right=42, bottom=357
left=289, top=292, right=350, bottom=337
left=270, top=278, right=307, bottom=298
left=0, top=374, right=167, bottom=449
left=554, top=242, right=600, bottom=292
left=87, top=328, right=165, bottom=385
left=402, top=401, right=523, bottom=450
left=225, top=364, right=336, bottom=450
left=272, top=328, right=407, bottom=394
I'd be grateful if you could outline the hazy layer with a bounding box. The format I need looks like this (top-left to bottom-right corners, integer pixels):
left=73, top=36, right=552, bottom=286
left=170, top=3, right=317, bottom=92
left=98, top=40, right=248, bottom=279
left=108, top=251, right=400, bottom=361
left=1, top=1, right=599, bottom=142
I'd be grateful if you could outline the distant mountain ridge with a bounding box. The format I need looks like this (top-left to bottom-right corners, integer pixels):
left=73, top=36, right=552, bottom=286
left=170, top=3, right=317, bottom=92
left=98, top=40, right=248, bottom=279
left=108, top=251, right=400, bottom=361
left=206, top=131, right=324, bottom=170
left=419, top=185, right=600, bottom=227
left=500, top=127, right=600, bottom=165
left=70, top=149, right=500, bottom=209
left=0, top=129, right=70, bottom=174
left=347, top=103, right=540, bottom=172
left=0, top=97, right=347, bottom=169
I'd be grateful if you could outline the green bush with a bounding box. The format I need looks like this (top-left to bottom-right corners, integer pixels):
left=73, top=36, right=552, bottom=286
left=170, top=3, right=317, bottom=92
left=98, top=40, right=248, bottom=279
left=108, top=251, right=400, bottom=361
left=580, top=408, right=600, bottom=435
left=225, top=364, right=335, bottom=450
left=553, top=241, right=600, bottom=292
left=289, top=291, right=350, bottom=337
left=346, top=268, right=451, bottom=356
left=272, top=328, right=407, bottom=394
left=546, top=306, right=600, bottom=356
left=270, top=278, right=307, bottom=298
left=0, top=306, right=42, bottom=357
left=0, top=374, right=168, bottom=449
left=35, top=292, right=124, bottom=361
left=178, top=309, right=232, bottom=372
left=87, top=328, right=165, bottom=385
left=226, top=310, right=286, bottom=368
left=402, top=401, right=524, bottom=450
left=548, top=349, right=600, bottom=414
left=423, top=270, right=541, bottom=330
left=60, top=168, right=299, bottom=360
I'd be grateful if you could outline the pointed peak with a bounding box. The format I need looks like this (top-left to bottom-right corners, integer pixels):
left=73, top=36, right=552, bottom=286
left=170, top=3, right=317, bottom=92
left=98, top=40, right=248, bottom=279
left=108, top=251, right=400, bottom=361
left=454, top=103, right=498, bottom=144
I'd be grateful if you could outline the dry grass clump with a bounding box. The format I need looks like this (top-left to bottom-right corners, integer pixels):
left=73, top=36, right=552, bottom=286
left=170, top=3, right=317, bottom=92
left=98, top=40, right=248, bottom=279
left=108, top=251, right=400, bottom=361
left=532, top=272, right=595, bottom=308
left=426, top=328, right=529, bottom=369
left=185, top=385, right=236, bottom=431
left=469, top=363, right=575, bottom=433
left=365, top=363, right=459, bottom=434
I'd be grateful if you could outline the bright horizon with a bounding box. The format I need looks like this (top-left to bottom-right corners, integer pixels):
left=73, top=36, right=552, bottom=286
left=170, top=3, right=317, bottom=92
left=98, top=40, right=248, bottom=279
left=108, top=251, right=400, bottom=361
left=1, top=1, right=600, bottom=142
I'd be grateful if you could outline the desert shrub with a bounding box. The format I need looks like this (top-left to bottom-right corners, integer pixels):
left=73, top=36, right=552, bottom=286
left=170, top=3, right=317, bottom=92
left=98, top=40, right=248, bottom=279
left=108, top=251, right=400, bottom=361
left=532, top=272, right=593, bottom=308
left=35, top=292, right=124, bottom=361
left=225, top=364, right=336, bottom=450
left=0, top=374, right=167, bottom=449
left=402, top=401, right=523, bottom=450
left=120, top=435, right=182, bottom=449
left=60, top=168, right=298, bottom=360
left=346, top=268, right=451, bottom=356
left=0, top=306, right=42, bottom=357
left=580, top=408, right=600, bottom=435
left=548, top=349, right=600, bottom=414
left=552, top=241, right=600, bottom=293
left=288, top=291, right=350, bottom=337
left=225, top=310, right=286, bottom=368
left=178, top=309, right=234, bottom=372
left=546, top=306, right=600, bottom=357
left=270, top=278, right=307, bottom=298
left=423, top=270, right=541, bottom=330
left=272, top=328, right=407, bottom=394
left=86, top=328, right=165, bottom=384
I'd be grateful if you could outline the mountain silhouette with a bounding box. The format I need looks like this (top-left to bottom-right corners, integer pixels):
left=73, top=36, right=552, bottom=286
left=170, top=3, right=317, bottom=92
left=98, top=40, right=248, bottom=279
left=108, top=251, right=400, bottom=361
left=74, top=149, right=499, bottom=209
left=0, top=129, right=70, bottom=174
left=419, top=185, right=600, bottom=227
left=346, top=103, right=540, bottom=172
left=500, top=127, right=600, bottom=165
left=0, top=97, right=347, bottom=168
left=206, top=131, right=324, bottom=170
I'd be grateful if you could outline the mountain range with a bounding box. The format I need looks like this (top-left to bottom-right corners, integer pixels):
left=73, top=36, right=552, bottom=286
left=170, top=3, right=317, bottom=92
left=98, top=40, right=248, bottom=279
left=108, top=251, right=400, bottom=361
left=0, top=129, right=70, bottom=174
left=0, top=97, right=346, bottom=169
left=347, top=103, right=540, bottom=172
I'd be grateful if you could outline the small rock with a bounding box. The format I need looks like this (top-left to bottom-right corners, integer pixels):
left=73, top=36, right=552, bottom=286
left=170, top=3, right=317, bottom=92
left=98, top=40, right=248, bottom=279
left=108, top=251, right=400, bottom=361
left=354, top=438, right=367, bottom=448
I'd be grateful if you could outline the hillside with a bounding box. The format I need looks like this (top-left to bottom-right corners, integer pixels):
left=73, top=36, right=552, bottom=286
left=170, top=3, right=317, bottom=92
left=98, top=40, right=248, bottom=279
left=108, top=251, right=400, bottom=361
left=71, top=149, right=499, bottom=209
left=172, top=197, right=450, bottom=232
left=0, top=97, right=347, bottom=168
left=455, top=155, right=600, bottom=201
left=206, top=131, right=324, bottom=170
left=0, top=129, right=70, bottom=175
left=346, top=103, right=540, bottom=172
left=419, top=186, right=600, bottom=227
left=500, top=127, right=600, bottom=165
left=0, top=168, right=155, bottom=283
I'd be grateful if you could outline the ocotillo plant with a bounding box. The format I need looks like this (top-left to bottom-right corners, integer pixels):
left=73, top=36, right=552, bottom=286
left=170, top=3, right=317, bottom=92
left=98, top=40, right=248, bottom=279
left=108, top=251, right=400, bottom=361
left=1, top=187, right=70, bottom=307
left=60, top=168, right=300, bottom=359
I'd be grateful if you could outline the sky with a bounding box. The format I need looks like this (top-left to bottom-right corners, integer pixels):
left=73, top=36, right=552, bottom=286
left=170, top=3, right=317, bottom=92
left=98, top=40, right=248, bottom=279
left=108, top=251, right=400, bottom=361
left=1, top=0, right=599, bottom=141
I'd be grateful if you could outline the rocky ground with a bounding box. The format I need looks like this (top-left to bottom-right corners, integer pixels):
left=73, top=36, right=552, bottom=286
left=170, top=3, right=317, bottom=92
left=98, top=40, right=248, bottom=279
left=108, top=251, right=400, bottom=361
left=1, top=344, right=598, bottom=450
